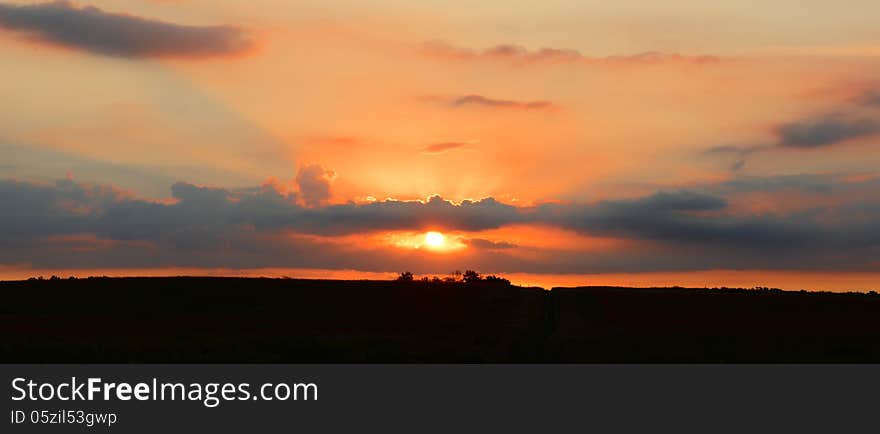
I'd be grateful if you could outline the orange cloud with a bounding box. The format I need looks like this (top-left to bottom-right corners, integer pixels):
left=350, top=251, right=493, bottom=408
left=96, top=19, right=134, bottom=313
left=421, top=41, right=719, bottom=67
left=421, top=141, right=470, bottom=155
left=450, top=94, right=554, bottom=110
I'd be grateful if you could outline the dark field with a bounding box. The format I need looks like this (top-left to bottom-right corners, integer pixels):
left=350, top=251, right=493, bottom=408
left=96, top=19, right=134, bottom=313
left=1, top=277, right=879, bottom=362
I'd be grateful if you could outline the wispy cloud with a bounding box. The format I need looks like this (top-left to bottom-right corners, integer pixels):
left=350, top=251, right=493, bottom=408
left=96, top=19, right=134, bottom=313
left=421, top=142, right=470, bottom=155
left=421, top=41, right=719, bottom=67
left=703, top=145, right=768, bottom=172
left=449, top=94, right=553, bottom=110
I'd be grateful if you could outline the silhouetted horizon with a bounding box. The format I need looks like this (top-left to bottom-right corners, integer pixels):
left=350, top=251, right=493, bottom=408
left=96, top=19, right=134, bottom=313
left=4, top=274, right=878, bottom=295
left=3, top=276, right=880, bottom=363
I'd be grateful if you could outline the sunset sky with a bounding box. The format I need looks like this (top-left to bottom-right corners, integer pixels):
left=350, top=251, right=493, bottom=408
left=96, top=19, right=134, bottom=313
left=2, top=0, right=880, bottom=289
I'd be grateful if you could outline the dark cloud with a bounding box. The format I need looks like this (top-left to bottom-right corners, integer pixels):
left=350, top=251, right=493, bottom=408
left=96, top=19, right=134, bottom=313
left=451, top=94, right=553, bottom=110
left=422, top=142, right=468, bottom=154
left=771, top=88, right=880, bottom=149
left=701, top=95, right=880, bottom=166
left=777, top=114, right=880, bottom=148
left=0, top=178, right=111, bottom=239
left=289, top=196, right=524, bottom=235
left=2, top=177, right=880, bottom=273
left=533, top=191, right=816, bottom=250
left=0, top=1, right=253, bottom=58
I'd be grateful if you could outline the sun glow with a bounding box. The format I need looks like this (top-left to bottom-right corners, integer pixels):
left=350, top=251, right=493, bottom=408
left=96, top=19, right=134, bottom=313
left=424, top=231, right=446, bottom=248
left=383, top=231, right=465, bottom=252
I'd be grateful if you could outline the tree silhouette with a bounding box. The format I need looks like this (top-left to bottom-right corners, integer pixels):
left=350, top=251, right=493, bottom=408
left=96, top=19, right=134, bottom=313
left=484, top=275, right=511, bottom=285
left=463, top=270, right=481, bottom=283
left=396, top=269, right=511, bottom=285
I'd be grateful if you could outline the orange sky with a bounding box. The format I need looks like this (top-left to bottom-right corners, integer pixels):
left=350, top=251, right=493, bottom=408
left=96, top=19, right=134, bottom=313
left=1, top=1, right=879, bottom=290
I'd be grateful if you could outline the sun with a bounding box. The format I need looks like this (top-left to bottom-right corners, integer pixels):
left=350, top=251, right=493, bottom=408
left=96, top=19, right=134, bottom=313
left=424, top=231, right=446, bottom=248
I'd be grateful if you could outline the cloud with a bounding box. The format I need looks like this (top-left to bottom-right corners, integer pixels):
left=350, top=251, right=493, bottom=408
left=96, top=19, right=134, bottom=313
left=286, top=196, right=524, bottom=235
left=532, top=191, right=813, bottom=250
left=426, top=42, right=583, bottom=64
left=605, top=51, right=719, bottom=65
left=2, top=176, right=880, bottom=273
left=702, top=144, right=768, bottom=172
left=421, top=41, right=718, bottom=66
left=701, top=91, right=880, bottom=167
left=295, top=165, right=335, bottom=207
left=772, top=88, right=880, bottom=149
left=857, top=89, right=880, bottom=108
left=0, top=1, right=253, bottom=58
left=0, top=178, right=125, bottom=239
left=704, top=145, right=762, bottom=156
left=421, top=142, right=469, bottom=155
left=450, top=94, right=553, bottom=110
left=729, top=159, right=746, bottom=171
left=777, top=114, right=880, bottom=148
left=551, top=197, right=801, bottom=249
left=466, top=238, right=518, bottom=250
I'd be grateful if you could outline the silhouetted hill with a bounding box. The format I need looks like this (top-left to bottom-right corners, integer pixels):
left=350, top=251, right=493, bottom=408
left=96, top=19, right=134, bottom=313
left=1, top=277, right=879, bottom=362
left=548, top=286, right=880, bottom=362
